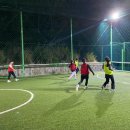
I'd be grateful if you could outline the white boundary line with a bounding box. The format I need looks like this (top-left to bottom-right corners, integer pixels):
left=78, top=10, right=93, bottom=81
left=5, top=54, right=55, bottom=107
left=96, top=74, right=130, bottom=85
left=0, top=89, right=34, bottom=115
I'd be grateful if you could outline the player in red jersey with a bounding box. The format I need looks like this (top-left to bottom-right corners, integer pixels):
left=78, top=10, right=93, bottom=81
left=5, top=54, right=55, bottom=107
left=7, top=61, right=19, bottom=82
left=68, top=60, right=77, bottom=80
left=76, top=58, right=95, bottom=91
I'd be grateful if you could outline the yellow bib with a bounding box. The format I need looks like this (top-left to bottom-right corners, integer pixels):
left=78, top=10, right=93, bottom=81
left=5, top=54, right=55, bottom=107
left=104, top=62, right=113, bottom=75
left=75, top=60, right=79, bottom=67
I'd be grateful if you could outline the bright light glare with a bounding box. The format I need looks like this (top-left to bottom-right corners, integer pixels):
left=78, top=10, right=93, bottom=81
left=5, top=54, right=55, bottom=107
left=103, top=19, right=108, bottom=21
left=110, top=11, right=120, bottom=20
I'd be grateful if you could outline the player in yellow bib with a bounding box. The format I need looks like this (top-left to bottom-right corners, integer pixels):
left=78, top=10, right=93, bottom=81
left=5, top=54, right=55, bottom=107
left=74, top=58, right=79, bottom=74
left=102, top=56, right=115, bottom=91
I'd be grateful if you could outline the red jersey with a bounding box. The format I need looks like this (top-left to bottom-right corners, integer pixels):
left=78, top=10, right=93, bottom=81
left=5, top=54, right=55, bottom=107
left=69, top=63, right=76, bottom=72
left=80, top=63, right=89, bottom=75
left=8, top=64, right=15, bottom=72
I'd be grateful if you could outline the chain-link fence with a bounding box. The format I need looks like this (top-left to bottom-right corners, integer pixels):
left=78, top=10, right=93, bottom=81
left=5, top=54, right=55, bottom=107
left=1, top=10, right=130, bottom=66
left=0, top=11, right=21, bottom=65
left=0, top=10, right=72, bottom=66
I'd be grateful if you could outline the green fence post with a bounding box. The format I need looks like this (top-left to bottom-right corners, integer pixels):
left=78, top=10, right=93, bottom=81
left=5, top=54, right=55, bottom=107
left=123, top=42, right=125, bottom=70
left=20, top=11, right=25, bottom=77
left=70, top=18, right=73, bottom=60
left=121, top=49, right=124, bottom=70
left=110, top=22, right=113, bottom=61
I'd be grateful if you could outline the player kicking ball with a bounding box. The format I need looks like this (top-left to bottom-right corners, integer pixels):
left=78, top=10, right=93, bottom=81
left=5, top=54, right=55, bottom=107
left=76, top=58, right=95, bottom=91
left=7, top=61, right=19, bottom=83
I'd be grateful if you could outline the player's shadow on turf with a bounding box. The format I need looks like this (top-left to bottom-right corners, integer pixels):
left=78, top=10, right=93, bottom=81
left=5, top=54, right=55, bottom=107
left=43, top=91, right=84, bottom=117
left=42, top=87, right=75, bottom=92
left=86, top=85, right=101, bottom=90
left=65, top=85, right=101, bottom=93
left=95, top=90, right=114, bottom=118
left=65, top=87, right=74, bottom=93
left=49, top=80, right=68, bottom=85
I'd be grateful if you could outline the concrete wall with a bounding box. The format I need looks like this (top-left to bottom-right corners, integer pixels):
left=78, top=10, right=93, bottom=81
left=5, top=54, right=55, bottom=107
left=0, top=63, right=102, bottom=77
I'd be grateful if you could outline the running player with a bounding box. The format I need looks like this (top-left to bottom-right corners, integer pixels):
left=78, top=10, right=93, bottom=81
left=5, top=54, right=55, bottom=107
left=76, top=58, right=95, bottom=91
left=68, top=60, right=77, bottom=80
left=7, top=61, right=19, bottom=82
left=74, top=58, right=79, bottom=74
left=102, top=56, right=115, bottom=91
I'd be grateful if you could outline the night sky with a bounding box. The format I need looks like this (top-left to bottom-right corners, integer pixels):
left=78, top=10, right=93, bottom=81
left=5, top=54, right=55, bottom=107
left=0, top=0, right=130, bottom=20
left=0, top=0, right=130, bottom=61
left=1, top=0, right=130, bottom=62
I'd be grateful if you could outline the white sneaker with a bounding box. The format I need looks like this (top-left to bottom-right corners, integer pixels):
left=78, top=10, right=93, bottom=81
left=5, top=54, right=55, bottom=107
left=84, top=86, right=88, bottom=90
left=76, top=84, right=79, bottom=91
left=15, top=79, right=19, bottom=82
left=7, top=80, right=11, bottom=83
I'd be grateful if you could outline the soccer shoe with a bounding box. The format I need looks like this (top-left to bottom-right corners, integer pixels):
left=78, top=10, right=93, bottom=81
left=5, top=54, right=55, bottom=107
left=76, top=84, right=79, bottom=91
left=84, top=86, right=88, bottom=90
left=7, top=80, right=11, bottom=83
left=15, top=79, right=19, bottom=82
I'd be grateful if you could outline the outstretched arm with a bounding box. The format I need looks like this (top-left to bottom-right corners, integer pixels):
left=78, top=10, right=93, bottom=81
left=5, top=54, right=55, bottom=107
left=88, top=65, right=95, bottom=75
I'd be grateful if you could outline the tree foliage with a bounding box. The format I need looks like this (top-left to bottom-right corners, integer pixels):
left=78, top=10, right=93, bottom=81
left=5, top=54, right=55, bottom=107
left=86, top=52, right=97, bottom=62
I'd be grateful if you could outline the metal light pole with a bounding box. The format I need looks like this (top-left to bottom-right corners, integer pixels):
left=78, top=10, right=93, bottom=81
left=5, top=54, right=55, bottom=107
left=110, top=22, right=113, bottom=61
left=109, top=10, right=121, bottom=61
left=20, top=11, right=25, bottom=77
left=121, top=48, right=124, bottom=70
left=122, top=42, right=126, bottom=70
left=70, top=18, right=73, bottom=60
left=123, top=42, right=126, bottom=62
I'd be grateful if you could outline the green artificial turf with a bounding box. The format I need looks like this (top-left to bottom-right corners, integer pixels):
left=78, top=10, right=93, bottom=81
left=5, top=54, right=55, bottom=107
left=0, top=71, right=130, bottom=130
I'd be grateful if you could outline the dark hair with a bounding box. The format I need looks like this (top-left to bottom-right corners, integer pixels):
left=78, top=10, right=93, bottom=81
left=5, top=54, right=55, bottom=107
left=82, top=58, right=86, bottom=63
left=70, top=60, right=74, bottom=64
left=105, top=56, right=110, bottom=62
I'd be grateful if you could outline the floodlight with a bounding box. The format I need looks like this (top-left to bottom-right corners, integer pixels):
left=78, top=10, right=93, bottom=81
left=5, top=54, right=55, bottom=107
left=110, top=11, right=120, bottom=20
